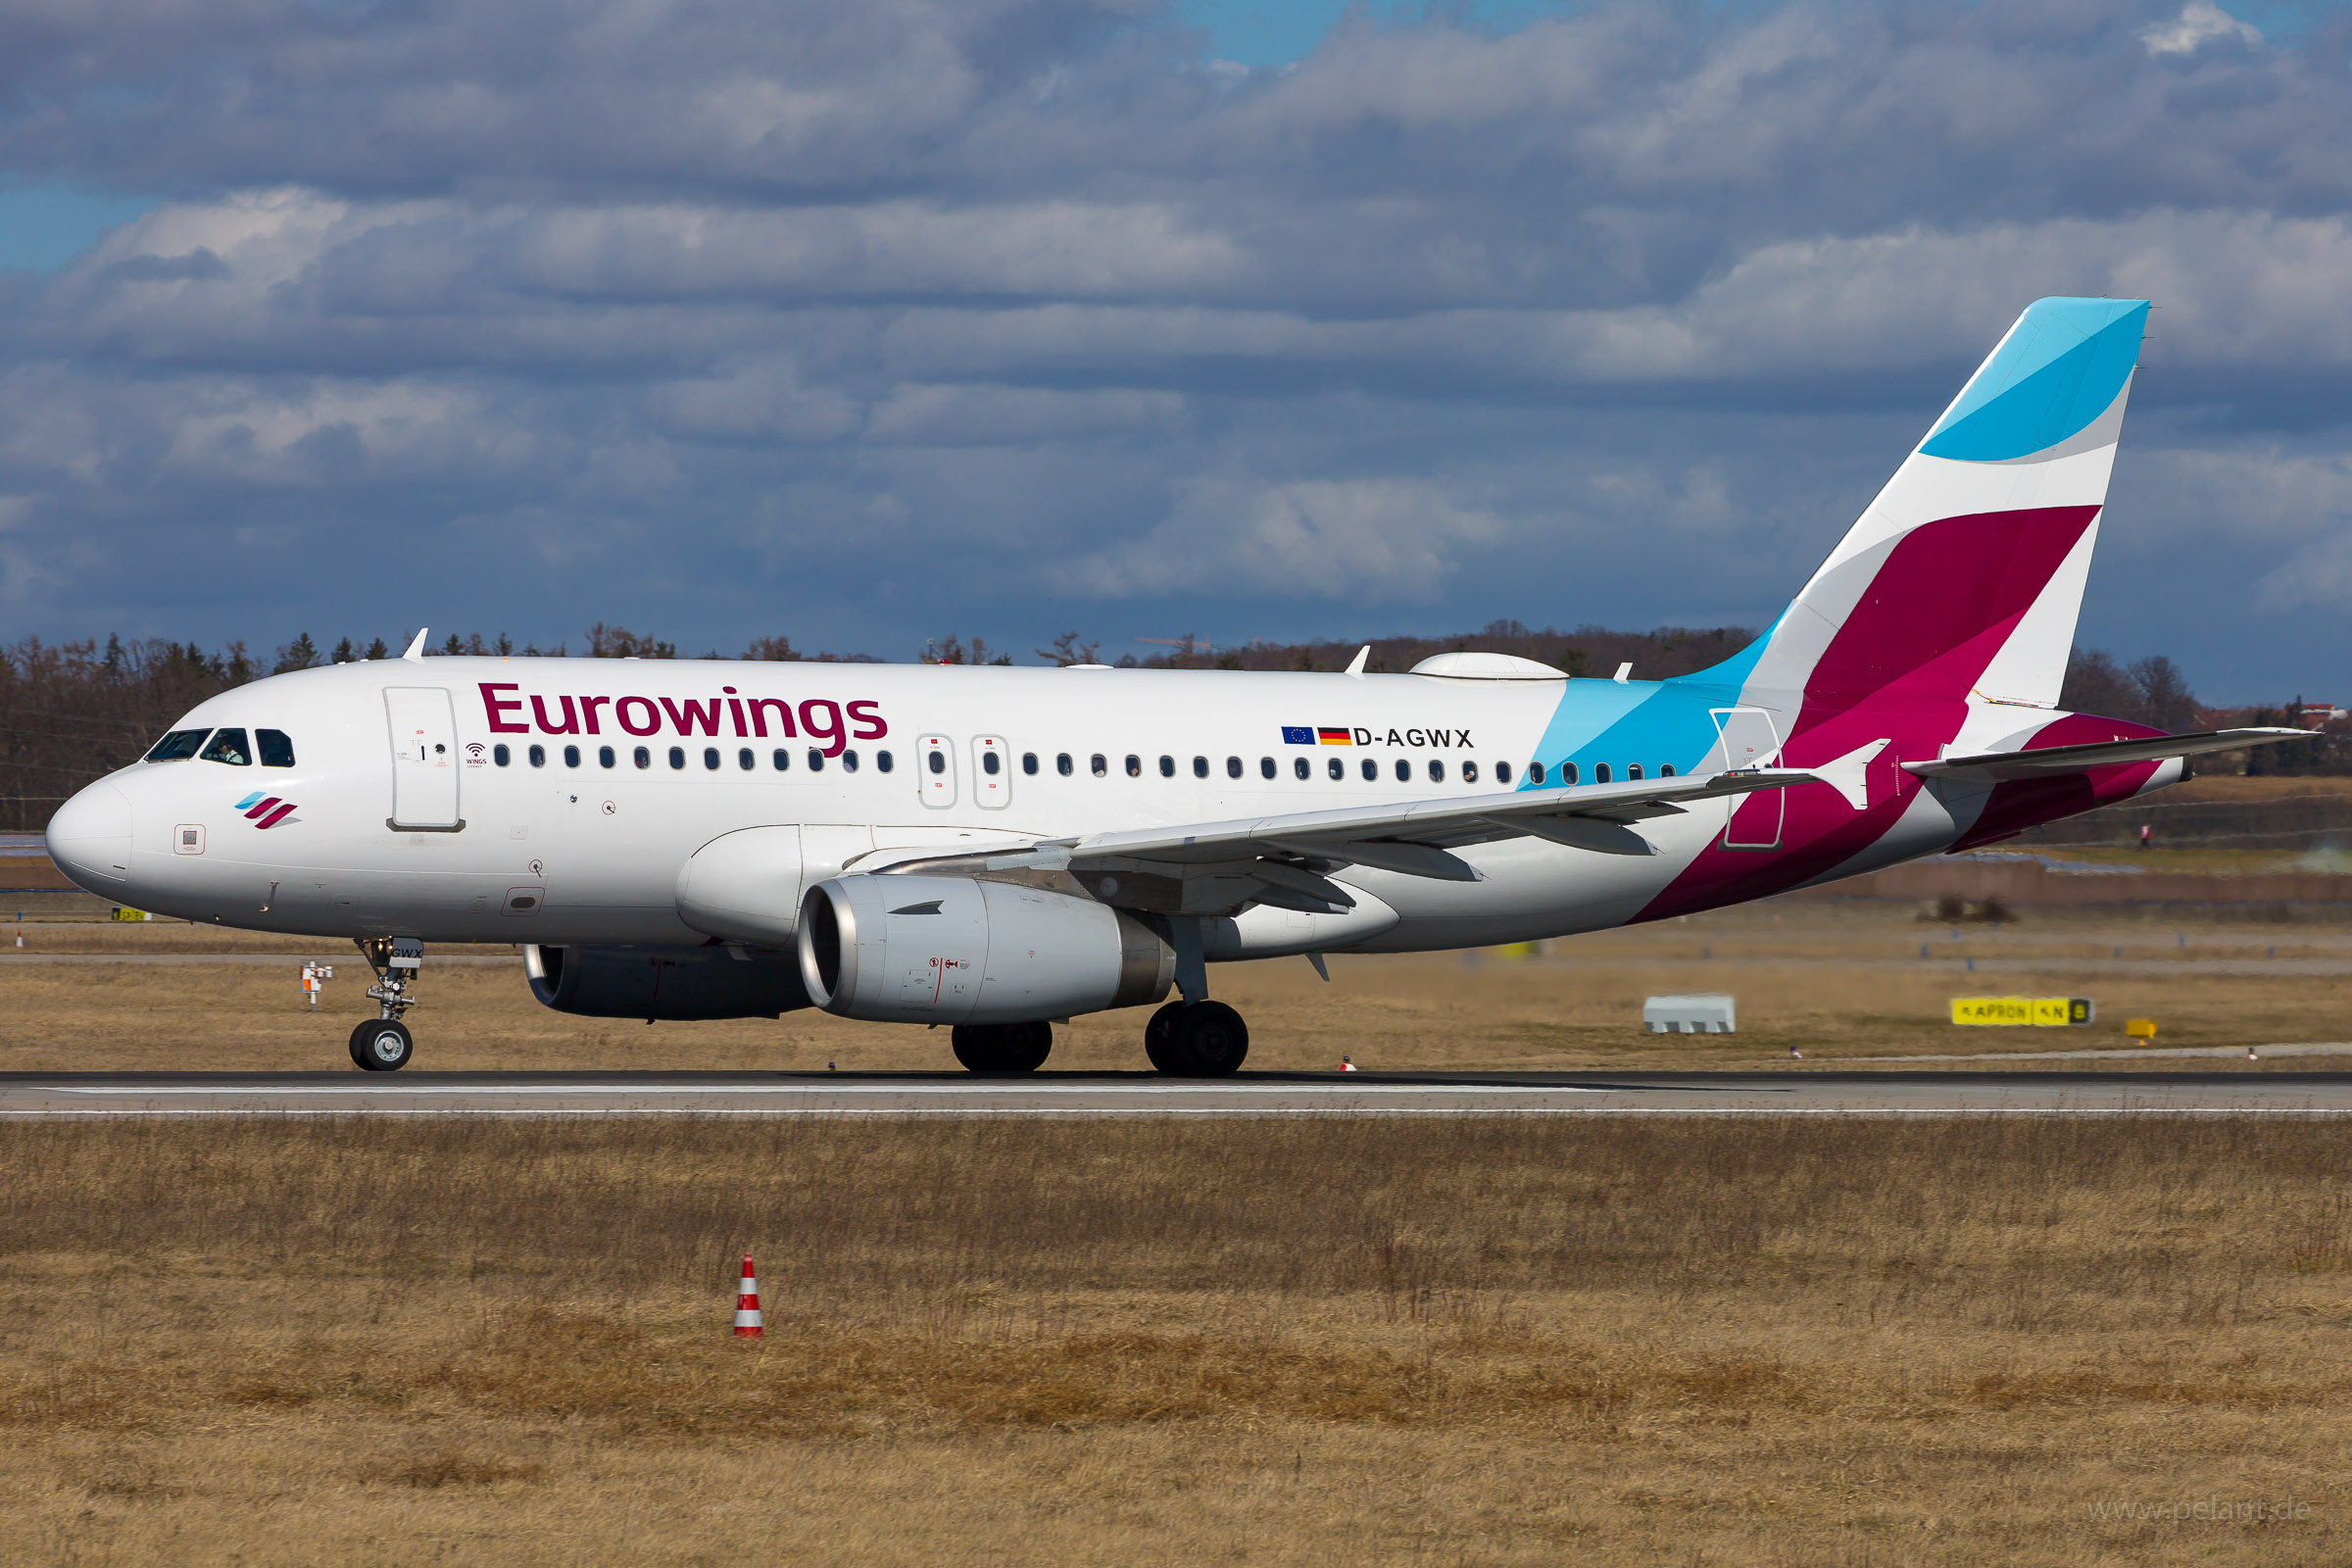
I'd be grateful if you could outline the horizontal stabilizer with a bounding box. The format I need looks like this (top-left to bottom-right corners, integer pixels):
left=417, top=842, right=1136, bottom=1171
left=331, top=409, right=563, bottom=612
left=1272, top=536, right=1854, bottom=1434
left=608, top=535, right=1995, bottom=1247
left=1904, top=729, right=2308, bottom=782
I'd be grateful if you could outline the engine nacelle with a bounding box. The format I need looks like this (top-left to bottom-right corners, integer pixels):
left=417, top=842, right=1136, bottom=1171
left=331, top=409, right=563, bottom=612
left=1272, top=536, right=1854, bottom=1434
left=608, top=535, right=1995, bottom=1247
left=523, top=943, right=810, bottom=1021
left=797, top=874, right=1172, bottom=1024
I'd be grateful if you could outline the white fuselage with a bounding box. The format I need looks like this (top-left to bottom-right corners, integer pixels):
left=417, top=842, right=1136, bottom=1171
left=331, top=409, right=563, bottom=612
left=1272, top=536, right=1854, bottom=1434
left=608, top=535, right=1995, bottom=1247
left=41, top=656, right=1890, bottom=956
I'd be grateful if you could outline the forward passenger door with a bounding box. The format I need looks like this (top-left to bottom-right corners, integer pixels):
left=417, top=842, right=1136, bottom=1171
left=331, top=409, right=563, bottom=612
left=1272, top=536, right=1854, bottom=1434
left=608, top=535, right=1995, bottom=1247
left=385, top=687, right=462, bottom=830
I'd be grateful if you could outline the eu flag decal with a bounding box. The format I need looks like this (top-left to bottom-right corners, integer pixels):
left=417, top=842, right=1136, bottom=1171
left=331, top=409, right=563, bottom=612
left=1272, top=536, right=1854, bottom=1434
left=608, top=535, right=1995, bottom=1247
left=1281, top=726, right=1313, bottom=745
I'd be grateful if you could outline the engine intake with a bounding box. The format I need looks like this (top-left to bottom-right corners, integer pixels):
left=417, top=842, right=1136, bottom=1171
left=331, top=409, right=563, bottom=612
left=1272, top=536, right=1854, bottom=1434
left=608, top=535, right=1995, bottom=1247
left=523, top=943, right=809, bottom=1021
left=798, top=874, right=1172, bottom=1024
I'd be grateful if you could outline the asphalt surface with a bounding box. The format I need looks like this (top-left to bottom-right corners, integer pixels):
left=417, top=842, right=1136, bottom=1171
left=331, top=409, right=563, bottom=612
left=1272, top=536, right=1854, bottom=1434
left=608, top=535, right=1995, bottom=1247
left=7, top=1069, right=2352, bottom=1116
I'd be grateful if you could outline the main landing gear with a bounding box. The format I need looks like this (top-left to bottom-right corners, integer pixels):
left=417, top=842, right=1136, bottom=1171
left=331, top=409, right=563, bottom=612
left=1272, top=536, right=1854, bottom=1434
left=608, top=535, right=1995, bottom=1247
left=951, top=1020, right=1054, bottom=1073
left=1136, top=914, right=1250, bottom=1076
left=1143, top=1000, right=1250, bottom=1076
left=350, top=935, right=423, bottom=1071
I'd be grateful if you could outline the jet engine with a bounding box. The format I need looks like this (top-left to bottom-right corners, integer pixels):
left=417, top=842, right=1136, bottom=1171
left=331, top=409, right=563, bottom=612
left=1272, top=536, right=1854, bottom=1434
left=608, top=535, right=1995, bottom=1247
left=523, top=943, right=809, bottom=1021
left=797, top=874, right=1172, bottom=1024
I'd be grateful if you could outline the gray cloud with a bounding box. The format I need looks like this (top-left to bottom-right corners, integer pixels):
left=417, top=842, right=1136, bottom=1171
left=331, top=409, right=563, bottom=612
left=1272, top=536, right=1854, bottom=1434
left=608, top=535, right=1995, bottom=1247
left=1, top=0, right=2350, bottom=696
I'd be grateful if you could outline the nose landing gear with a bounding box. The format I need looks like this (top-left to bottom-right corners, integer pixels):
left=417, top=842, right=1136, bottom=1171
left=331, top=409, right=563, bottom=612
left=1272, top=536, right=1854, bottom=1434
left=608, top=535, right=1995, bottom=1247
left=351, top=935, right=423, bottom=1071
left=349, top=1017, right=414, bottom=1071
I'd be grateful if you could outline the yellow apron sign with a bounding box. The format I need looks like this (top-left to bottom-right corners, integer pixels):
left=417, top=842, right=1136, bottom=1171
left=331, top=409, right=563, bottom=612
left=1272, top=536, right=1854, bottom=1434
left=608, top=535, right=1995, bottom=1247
left=1950, top=997, right=2094, bottom=1027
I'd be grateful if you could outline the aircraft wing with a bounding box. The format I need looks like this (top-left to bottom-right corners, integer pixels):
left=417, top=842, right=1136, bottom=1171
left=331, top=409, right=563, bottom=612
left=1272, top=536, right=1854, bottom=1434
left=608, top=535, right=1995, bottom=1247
left=1902, top=728, right=2308, bottom=783
left=879, top=768, right=1816, bottom=916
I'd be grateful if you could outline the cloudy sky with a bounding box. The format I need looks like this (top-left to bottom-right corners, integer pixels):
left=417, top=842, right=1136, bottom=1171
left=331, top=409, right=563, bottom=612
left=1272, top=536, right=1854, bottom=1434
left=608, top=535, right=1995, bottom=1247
left=2, top=0, right=2349, bottom=699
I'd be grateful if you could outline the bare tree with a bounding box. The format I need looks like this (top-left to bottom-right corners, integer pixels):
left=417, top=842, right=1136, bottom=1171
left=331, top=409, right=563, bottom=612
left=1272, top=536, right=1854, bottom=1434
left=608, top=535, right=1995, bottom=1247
left=1036, top=631, right=1102, bottom=666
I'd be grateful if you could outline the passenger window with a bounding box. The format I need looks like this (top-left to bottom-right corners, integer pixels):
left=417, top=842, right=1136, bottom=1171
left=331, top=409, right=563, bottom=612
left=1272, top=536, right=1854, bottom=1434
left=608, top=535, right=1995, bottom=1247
left=1327, top=757, right=1343, bottom=781
left=599, top=746, right=616, bottom=768
left=928, top=751, right=946, bottom=774
left=842, top=750, right=859, bottom=772
left=1260, top=757, right=1275, bottom=779
left=199, top=728, right=252, bottom=765
left=258, top=728, right=296, bottom=767
left=1428, top=759, right=1445, bottom=783
left=1092, top=754, right=1107, bottom=777
left=1361, top=759, right=1376, bottom=781
left=637, top=747, right=654, bottom=769
left=773, top=748, right=791, bottom=771
left=1495, top=760, right=1511, bottom=784
left=1022, top=752, right=1039, bottom=776
left=1192, top=756, right=1208, bottom=779
left=1294, top=757, right=1310, bottom=780
left=1594, top=763, right=1611, bottom=783
left=1627, top=763, right=1642, bottom=780
left=1532, top=760, right=1548, bottom=785
left=738, top=748, right=755, bottom=770
left=667, top=747, right=685, bottom=769
left=493, top=744, right=511, bottom=767
left=1561, top=761, right=1577, bottom=785
left=983, top=752, right=1002, bottom=776
left=1057, top=753, right=1073, bottom=776
left=144, top=728, right=210, bottom=761
left=1659, top=763, right=1675, bottom=777
left=1126, top=755, right=1141, bottom=777
left=564, top=745, right=581, bottom=768
left=1394, top=759, right=1409, bottom=783
left=1225, top=757, right=1242, bottom=779
left=529, top=745, right=547, bottom=768
left=808, top=749, right=827, bottom=772
left=877, top=751, right=894, bottom=772
left=704, top=748, right=720, bottom=770
left=1159, top=756, right=1176, bottom=778
left=1462, top=760, right=1479, bottom=784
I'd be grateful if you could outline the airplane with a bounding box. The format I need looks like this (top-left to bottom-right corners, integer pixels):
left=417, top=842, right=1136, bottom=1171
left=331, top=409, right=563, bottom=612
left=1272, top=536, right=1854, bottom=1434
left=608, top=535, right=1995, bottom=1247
left=44, top=296, right=2301, bottom=1074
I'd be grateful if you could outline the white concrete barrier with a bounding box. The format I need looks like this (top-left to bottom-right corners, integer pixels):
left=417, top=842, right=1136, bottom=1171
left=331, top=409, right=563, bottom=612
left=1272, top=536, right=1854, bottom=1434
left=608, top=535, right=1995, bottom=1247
left=1643, top=994, right=1736, bottom=1034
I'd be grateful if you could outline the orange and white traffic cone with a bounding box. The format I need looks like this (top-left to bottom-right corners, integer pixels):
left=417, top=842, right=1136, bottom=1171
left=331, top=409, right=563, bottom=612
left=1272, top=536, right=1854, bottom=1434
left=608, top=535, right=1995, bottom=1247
left=733, top=1254, right=763, bottom=1339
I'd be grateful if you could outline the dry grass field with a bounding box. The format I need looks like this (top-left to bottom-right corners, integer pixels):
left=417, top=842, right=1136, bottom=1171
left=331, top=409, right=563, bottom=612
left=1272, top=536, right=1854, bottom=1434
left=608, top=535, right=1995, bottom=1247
left=5, top=896, right=2351, bottom=1072
left=8, top=889, right=2352, bottom=1562
left=3, top=1115, right=2348, bottom=1565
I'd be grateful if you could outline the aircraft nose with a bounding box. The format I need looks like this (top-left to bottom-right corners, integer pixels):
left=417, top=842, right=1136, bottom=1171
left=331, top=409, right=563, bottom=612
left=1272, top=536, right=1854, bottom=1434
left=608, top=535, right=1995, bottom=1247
left=45, top=780, right=133, bottom=891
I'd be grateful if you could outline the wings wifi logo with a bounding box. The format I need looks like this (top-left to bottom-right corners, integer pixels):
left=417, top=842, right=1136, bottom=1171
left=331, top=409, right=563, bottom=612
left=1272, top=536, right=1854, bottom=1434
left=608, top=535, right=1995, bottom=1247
left=233, top=792, right=299, bottom=829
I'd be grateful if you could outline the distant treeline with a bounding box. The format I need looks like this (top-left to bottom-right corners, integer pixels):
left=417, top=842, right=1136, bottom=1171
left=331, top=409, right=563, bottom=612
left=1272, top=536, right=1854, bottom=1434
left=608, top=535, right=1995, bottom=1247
left=0, top=622, right=2332, bottom=832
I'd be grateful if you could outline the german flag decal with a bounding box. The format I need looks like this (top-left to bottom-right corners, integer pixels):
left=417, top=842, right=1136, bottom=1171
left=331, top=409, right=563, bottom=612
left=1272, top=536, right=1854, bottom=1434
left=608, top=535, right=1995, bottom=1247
left=1316, top=727, right=1352, bottom=745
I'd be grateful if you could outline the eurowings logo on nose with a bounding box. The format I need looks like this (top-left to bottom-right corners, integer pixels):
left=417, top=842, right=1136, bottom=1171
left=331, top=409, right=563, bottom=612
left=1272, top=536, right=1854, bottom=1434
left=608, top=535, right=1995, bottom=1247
left=233, top=792, right=299, bottom=829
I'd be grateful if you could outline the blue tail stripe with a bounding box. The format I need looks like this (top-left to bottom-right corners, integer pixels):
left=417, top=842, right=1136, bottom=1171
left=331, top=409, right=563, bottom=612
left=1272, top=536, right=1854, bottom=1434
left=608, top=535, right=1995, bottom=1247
left=1921, top=299, right=2146, bottom=463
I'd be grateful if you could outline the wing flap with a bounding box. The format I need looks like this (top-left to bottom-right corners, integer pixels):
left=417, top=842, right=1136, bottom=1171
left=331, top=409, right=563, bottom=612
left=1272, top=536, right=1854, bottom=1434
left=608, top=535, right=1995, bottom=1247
left=871, top=767, right=1817, bottom=917
left=1052, top=768, right=1814, bottom=871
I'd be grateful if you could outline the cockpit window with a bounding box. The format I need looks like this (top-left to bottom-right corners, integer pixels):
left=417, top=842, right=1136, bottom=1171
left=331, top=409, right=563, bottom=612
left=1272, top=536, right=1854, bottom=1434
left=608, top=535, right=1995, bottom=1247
left=144, top=729, right=210, bottom=762
left=198, top=728, right=253, bottom=765
left=257, top=729, right=296, bottom=767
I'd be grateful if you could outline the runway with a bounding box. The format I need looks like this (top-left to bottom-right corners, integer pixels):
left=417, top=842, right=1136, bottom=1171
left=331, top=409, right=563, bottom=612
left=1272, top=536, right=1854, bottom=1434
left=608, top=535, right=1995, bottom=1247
left=7, top=1069, right=2352, bottom=1116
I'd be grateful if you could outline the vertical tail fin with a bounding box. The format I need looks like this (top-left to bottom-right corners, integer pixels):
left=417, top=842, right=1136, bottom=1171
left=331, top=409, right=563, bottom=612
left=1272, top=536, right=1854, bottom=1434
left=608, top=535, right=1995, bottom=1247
left=1704, top=297, right=2149, bottom=714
